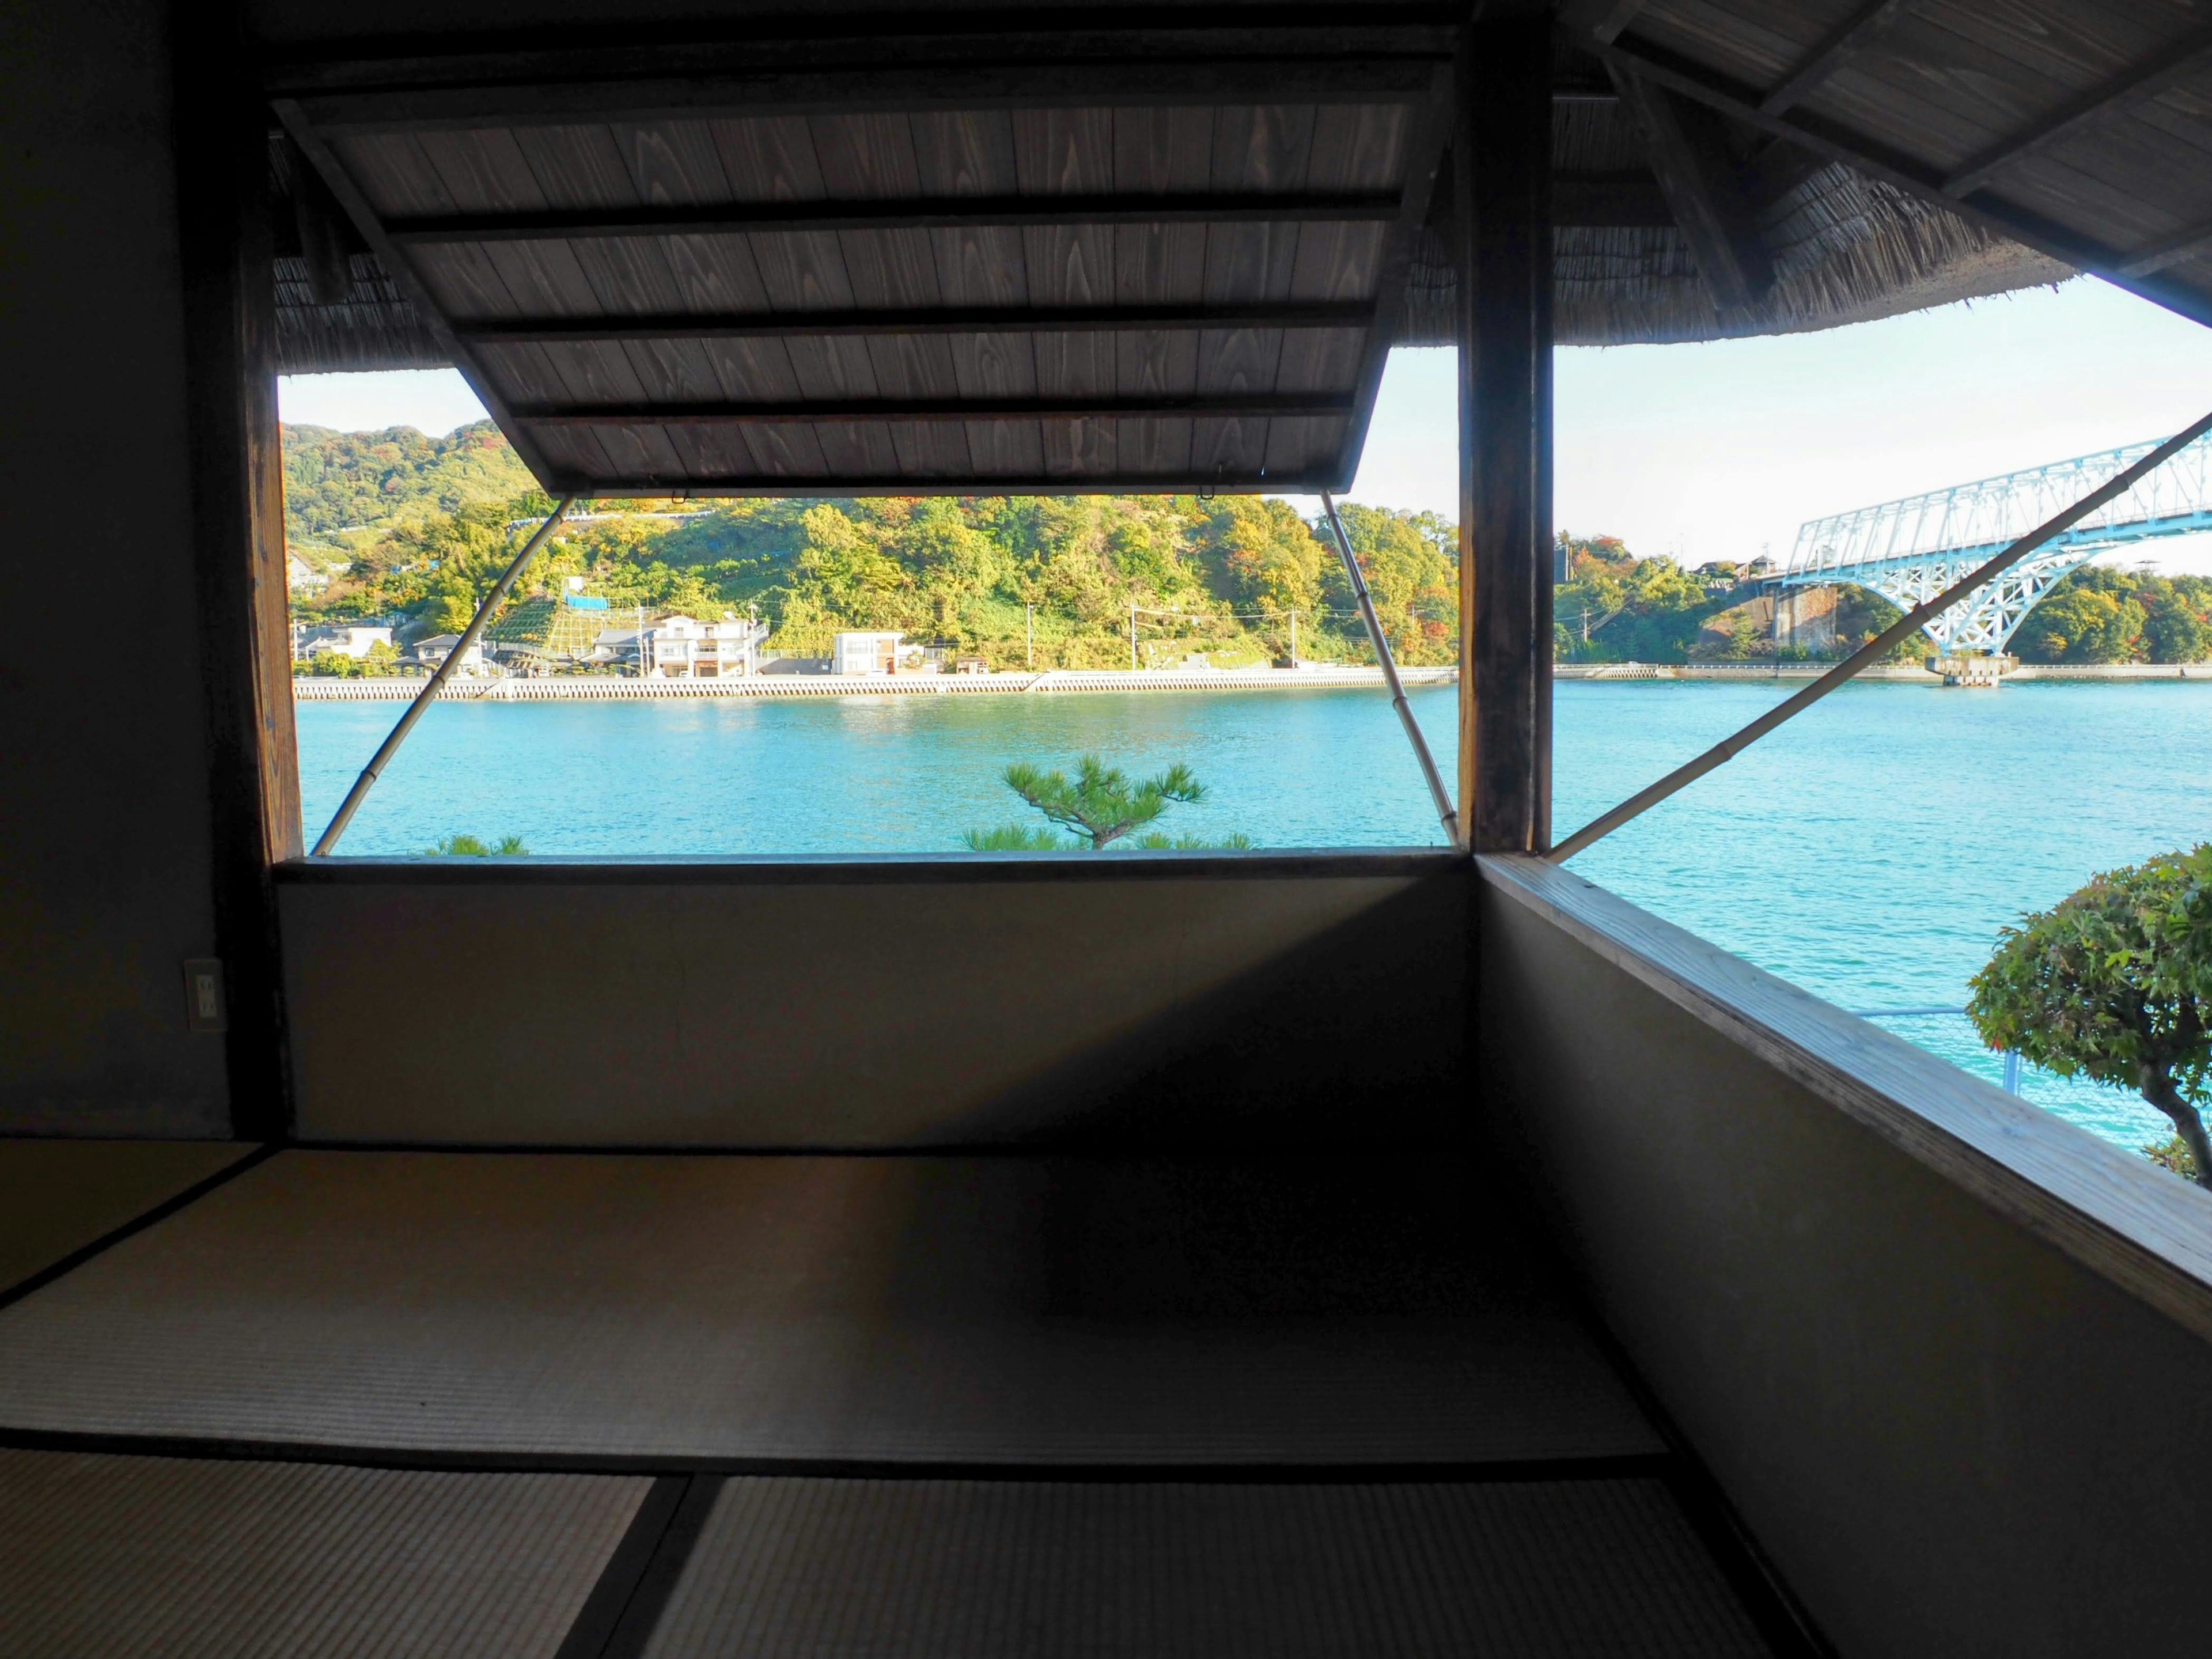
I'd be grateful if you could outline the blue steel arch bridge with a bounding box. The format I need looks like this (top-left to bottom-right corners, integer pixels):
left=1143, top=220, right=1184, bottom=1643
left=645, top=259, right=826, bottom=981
left=1779, top=433, right=2212, bottom=653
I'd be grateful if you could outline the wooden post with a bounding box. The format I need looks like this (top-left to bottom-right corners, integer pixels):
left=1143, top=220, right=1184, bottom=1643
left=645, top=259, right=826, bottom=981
left=1457, top=14, right=1555, bottom=853
left=173, top=10, right=300, bottom=1137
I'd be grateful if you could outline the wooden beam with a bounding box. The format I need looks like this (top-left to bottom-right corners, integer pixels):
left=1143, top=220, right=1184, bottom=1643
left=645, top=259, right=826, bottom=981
left=1944, top=28, right=2212, bottom=198
left=1609, top=67, right=1773, bottom=310
left=1459, top=15, right=1553, bottom=854
left=556, top=471, right=1340, bottom=498
left=1759, top=0, right=1914, bottom=117
left=262, top=12, right=1459, bottom=96
left=173, top=21, right=299, bottom=1138
left=2120, top=219, right=2212, bottom=279
left=1582, top=33, right=2212, bottom=332
left=464, top=302, right=1373, bottom=344
left=389, top=194, right=1403, bottom=247
left=291, top=58, right=1441, bottom=132
left=512, top=394, right=1354, bottom=426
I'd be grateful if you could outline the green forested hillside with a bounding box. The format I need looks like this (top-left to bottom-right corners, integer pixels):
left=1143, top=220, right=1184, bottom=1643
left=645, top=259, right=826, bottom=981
left=282, top=420, right=1461, bottom=669
left=283, top=420, right=536, bottom=541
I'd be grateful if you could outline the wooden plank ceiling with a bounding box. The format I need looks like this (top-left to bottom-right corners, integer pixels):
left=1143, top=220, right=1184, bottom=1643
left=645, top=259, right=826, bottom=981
left=1569, top=0, right=2212, bottom=331
left=271, top=20, right=1457, bottom=496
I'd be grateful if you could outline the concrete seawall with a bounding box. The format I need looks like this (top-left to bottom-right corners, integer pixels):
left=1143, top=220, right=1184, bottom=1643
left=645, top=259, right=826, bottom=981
left=294, top=666, right=1460, bottom=702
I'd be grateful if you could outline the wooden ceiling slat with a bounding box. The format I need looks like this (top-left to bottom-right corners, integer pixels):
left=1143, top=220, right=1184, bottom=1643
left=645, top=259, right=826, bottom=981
left=1277, top=99, right=1401, bottom=406
left=696, top=335, right=808, bottom=404
left=660, top=421, right=760, bottom=483
left=522, top=424, right=613, bottom=484
left=330, top=130, right=459, bottom=220
left=910, top=110, right=1023, bottom=198
left=736, top=417, right=833, bottom=480
left=1784, top=46, right=2012, bottom=173
left=608, top=118, right=734, bottom=206
left=816, top=109, right=969, bottom=474
left=707, top=115, right=830, bottom=203
left=809, top=111, right=927, bottom=200
left=410, top=244, right=524, bottom=325
left=515, top=393, right=1353, bottom=425
left=1039, top=415, right=1116, bottom=479
left=414, top=127, right=551, bottom=215
left=1263, top=415, right=1349, bottom=479
left=1113, top=415, right=1194, bottom=475
left=814, top=419, right=906, bottom=479
left=1584, top=27, right=2212, bottom=330
left=916, top=122, right=1035, bottom=467
left=455, top=302, right=1377, bottom=343
left=961, top=412, right=1048, bottom=479
left=1190, top=414, right=1267, bottom=483
left=2122, top=82, right=2212, bottom=171
left=1999, top=146, right=2199, bottom=253
left=1284, top=223, right=1388, bottom=302
left=593, top=418, right=691, bottom=486
left=609, top=336, right=728, bottom=406
left=1304, top=100, right=1412, bottom=195
left=1195, top=101, right=1317, bottom=482
left=912, top=112, right=1036, bottom=445
left=509, top=123, right=643, bottom=213
left=1912, top=0, right=2175, bottom=90
left=1020, top=116, right=1120, bottom=421
left=283, top=32, right=1460, bottom=494
left=1630, top=0, right=1805, bottom=86
left=1111, top=105, right=1213, bottom=445
left=1945, top=32, right=2212, bottom=197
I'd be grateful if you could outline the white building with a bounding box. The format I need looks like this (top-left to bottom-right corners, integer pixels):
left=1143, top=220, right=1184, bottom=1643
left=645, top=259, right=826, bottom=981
left=643, top=613, right=768, bottom=679
left=297, top=623, right=393, bottom=658
left=831, top=630, right=906, bottom=675
left=410, top=634, right=488, bottom=676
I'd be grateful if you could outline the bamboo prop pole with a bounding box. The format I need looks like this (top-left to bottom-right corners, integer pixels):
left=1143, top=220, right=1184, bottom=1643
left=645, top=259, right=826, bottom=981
left=311, top=494, right=577, bottom=855
left=1319, top=490, right=1463, bottom=844
left=1550, top=411, right=2212, bottom=863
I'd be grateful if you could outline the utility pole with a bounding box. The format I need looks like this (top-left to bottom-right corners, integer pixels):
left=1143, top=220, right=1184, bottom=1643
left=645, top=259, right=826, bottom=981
left=1025, top=602, right=1033, bottom=668
left=1290, top=608, right=1298, bottom=666
left=1128, top=603, right=1137, bottom=672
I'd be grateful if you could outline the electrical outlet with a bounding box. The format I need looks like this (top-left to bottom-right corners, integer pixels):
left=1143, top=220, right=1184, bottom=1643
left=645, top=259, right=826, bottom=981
left=183, top=958, right=227, bottom=1033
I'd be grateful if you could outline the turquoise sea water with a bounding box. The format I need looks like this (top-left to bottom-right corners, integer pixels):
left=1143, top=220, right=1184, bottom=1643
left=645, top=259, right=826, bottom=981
left=297, top=677, right=2212, bottom=1152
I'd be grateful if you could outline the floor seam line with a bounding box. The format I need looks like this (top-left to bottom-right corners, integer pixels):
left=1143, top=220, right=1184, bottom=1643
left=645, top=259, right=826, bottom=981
left=0, top=1141, right=280, bottom=1315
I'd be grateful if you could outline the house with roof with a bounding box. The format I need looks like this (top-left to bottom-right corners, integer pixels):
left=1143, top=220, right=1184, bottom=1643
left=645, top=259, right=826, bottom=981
left=643, top=613, right=768, bottom=679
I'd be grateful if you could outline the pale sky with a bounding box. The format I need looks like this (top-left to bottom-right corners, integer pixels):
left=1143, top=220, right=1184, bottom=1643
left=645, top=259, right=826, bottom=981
left=279, top=275, right=2212, bottom=573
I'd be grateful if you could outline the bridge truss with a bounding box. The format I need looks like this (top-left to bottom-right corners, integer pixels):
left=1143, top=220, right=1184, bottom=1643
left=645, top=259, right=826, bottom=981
left=1781, top=432, right=2212, bottom=653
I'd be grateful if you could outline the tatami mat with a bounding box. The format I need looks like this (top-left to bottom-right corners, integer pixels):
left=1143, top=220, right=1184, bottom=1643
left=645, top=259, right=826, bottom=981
left=641, top=1476, right=1774, bottom=1658
left=0, top=1151, right=1659, bottom=1464
left=0, top=1138, right=252, bottom=1295
left=0, top=1448, right=647, bottom=1658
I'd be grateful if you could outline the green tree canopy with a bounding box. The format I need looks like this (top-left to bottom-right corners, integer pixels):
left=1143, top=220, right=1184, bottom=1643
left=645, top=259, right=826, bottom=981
left=963, top=756, right=1252, bottom=852
left=2012, top=565, right=2212, bottom=665
left=1967, top=846, right=2212, bottom=1187
left=282, top=427, right=1483, bottom=674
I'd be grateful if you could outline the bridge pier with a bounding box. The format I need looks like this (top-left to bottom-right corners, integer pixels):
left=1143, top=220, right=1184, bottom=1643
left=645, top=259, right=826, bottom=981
left=1932, top=653, right=2016, bottom=686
